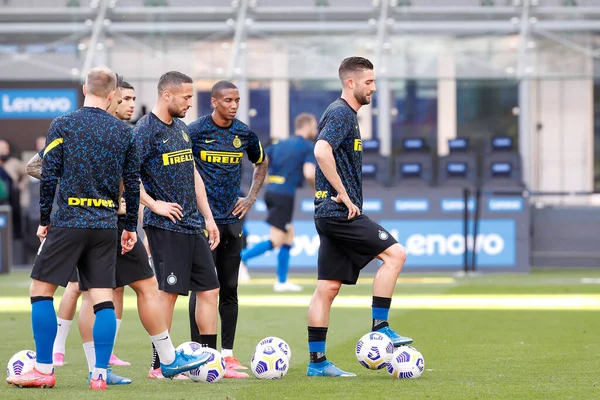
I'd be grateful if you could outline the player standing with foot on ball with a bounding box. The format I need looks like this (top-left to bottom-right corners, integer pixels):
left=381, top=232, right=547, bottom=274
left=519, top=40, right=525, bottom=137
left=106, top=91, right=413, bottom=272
left=306, top=57, right=412, bottom=378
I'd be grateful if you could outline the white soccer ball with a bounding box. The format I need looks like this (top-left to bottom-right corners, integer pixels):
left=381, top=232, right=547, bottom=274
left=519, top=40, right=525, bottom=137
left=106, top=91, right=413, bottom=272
left=255, top=336, right=292, bottom=361
left=250, top=345, right=289, bottom=380
left=355, top=332, right=395, bottom=370
left=6, top=350, right=36, bottom=378
left=176, top=342, right=226, bottom=383
left=386, top=346, right=425, bottom=379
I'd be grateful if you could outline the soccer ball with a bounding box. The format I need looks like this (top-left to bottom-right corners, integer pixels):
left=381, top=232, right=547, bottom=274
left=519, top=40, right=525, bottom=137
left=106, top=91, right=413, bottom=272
left=355, top=332, right=394, bottom=370
left=176, top=342, right=226, bottom=383
left=7, top=350, right=36, bottom=378
left=386, top=346, right=425, bottom=379
left=255, top=336, right=292, bottom=361
left=250, top=345, right=289, bottom=380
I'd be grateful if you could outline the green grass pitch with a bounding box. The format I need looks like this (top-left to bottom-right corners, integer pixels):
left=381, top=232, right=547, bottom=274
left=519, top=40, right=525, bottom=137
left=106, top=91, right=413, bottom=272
left=1, top=269, right=600, bottom=399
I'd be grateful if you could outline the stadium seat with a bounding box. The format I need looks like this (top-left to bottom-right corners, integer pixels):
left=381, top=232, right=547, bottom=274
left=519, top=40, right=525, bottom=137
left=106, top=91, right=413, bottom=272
left=394, top=137, right=434, bottom=187
left=482, top=136, right=525, bottom=190
left=437, top=138, right=477, bottom=189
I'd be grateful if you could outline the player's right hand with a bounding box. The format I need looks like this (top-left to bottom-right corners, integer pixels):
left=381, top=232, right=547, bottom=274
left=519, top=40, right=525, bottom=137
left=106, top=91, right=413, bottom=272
left=151, top=200, right=183, bottom=223
left=37, top=225, right=49, bottom=241
left=331, top=193, right=361, bottom=219
left=121, top=230, right=137, bottom=254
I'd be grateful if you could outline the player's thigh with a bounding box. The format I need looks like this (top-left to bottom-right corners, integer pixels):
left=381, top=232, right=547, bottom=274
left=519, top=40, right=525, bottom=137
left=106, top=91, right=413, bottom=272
left=191, top=233, right=220, bottom=292
left=266, top=192, right=294, bottom=233
left=316, top=234, right=361, bottom=284
left=319, top=215, right=397, bottom=258
left=146, top=227, right=194, bottom=296
left=30, top=227, right=84, bottom=288
left=116, top=235, right=154, bottom=288
left=78, top=229, right=118, bottom=290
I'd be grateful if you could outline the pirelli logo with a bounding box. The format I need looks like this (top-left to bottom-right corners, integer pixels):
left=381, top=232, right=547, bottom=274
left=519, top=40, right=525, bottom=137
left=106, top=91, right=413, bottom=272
left=354, top=139, right=363, bottom=152
left=162, top=149, right=194, bottom=166
left=200, top=150, right=243, bottom=164
left=315, top=191, right=328, bottom=199
left=68, top=197, right=116, bottom=208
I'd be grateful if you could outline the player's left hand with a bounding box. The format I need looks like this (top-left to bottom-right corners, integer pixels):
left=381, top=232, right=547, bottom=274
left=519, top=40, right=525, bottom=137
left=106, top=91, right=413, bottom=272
left=37, top=225, right=49, bottom=241
left=205, top=219, right=220, bottom=251
left=121, top=230, right=137, bottom=254
left=233, top=196, right=256, bottom=219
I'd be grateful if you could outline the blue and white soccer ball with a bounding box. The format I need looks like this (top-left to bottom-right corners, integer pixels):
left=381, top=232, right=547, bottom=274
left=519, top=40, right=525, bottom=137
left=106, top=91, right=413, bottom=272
left=250, top=345, right=289, bottom=380
left=176, top=342, right=226, bottom=383
left=6, top=350, right=36, bottom=378
left=355, top=332, right=395, bottom=370
left=386, top=346, right=425, bottom=379
left=255, top=336, right=292, bottom=361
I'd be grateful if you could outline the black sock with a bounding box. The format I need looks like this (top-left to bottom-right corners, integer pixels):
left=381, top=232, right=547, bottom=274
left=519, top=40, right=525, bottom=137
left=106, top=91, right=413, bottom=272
left=308, top=326, right=328, bottom=364
left=199, top=334, right=218, bottom=350
left=151, top=343, right=161, bottom=369
left=372, top=296, right=392, bottom=331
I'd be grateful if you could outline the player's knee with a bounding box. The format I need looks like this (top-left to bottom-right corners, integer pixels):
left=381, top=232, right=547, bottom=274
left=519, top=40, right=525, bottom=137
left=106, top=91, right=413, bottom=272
left=196, top=288, right=219, bottom=304
left=219, top=283, right=238, bottom=299
left=384, top=244, right=407, bottom=271
left=29, top=279, right=57, bottom=298
left=317, top=280, right=341, bottom=300
left=113, top=286, right=125, bottom=294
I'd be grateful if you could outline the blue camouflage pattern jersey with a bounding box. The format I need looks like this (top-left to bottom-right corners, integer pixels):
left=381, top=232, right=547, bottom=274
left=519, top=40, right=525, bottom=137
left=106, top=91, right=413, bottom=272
left=188, top=115, right=264, bottom=225
left=265, top=135, right=315, bottom=197
left=135, top=112, right=202, bottom=234
left=40, top=107, right=140, bottom=231
left=314, top=98, right=363, bottom=219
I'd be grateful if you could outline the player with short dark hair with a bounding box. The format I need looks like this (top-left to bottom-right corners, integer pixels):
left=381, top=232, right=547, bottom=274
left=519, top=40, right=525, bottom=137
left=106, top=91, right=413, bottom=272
left=306, top=57, right=412, bottom=377
left=7, top=66, right=139, bottom=390
left=136, top=71, right=221, bottom=378
left=240, top=112, right=318, bottom=292
left=116, top=81, right=136, bottom=122
left=187, top=80, right=268, bottom=378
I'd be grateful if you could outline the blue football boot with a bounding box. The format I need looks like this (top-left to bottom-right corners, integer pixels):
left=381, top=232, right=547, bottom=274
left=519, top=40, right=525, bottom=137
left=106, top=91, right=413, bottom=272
left=88, top=366, right=132, bottom=385
left=160, top=349, right=210, bottom=379
left=307, top=361, right=356, bottom=377
left=374, top=326, right=413, bottom=347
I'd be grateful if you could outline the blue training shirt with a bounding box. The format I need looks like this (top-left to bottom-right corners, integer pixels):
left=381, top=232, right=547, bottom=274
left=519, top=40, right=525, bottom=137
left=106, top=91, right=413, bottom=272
left=265, top=135, right=315, bottom=197
left=188, top=115, right=264, bottom=225
left=314, top=98, right=363, bottom=219
left=135, top=112, right=202, bottom=235
left=40, top=107, right=140, bottom=231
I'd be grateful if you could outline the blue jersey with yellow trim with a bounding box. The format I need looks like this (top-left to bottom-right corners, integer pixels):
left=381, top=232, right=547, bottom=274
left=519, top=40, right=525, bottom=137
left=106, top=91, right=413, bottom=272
left=135, top=112, right=202, bottom=234
left=265, top=135, right=315, bottom=197
left=40, top=106, right=140, bottom=231
left=188, top=115, right=264, bottom=225
left=314, top=98, right=363, bottom=219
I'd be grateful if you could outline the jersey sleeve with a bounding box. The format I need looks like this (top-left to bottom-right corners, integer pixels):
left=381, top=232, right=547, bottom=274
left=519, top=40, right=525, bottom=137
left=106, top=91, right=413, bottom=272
left=39, top=118, right=64, bottom=226
left=317, top=109, right=350, bottom=150
left=246, top=130, right=265, bottom=164
left=121, top=129, right=140, bottom=232
left=133, top=121, right=151, bottom=164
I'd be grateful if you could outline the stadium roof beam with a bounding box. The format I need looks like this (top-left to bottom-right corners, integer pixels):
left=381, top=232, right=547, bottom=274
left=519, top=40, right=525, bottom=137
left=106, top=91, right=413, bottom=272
left=5, top=20, right=600, bottom=35
left=80, top=0, right=109, bottom=82
left=227, top=0, right=249, bottom=79
left=517, top=0, right=531, bottom=78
